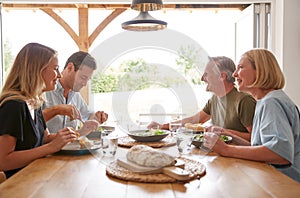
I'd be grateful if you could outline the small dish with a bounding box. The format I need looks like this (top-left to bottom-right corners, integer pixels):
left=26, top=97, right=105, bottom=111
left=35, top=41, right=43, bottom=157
left=128, top=129, right=169, bottom=142
left=192, top=134, right=232, bottom=147
left=100, top=125, right=115, bottom=132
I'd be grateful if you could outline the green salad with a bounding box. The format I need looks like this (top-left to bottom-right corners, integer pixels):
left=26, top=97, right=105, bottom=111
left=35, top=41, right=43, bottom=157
left=194, top=134, right=231, bottom=142
left=133, top=129, right=166, bottom=136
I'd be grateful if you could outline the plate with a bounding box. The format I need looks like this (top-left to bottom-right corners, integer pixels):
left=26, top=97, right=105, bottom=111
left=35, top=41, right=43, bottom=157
left=86, top=131, right=101, bottom=139
left=57, top=140, right=101, bottom=155
left=192, top=134, right=232, bottom=147
left=128, top=129, right=170, bottom=142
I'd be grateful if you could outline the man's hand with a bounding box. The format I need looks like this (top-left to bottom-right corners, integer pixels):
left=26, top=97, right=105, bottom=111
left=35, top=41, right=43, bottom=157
left=147, top=121, right=163, bottom=129
left=77, top=120, right=99, bottom=136
left=95, top=111, right=108, bottom=124
left=42, top=104, right=82, bottom=122
left=56, top=104, right=82, bottom=121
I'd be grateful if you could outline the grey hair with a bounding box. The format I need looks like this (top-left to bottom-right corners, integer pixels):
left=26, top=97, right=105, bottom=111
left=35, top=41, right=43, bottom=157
left=209, top=56, right=236, bottom=83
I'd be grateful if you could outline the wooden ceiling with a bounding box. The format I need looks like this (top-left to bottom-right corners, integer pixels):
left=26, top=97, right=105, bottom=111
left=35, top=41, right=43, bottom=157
left=2, top=3, right=249, bottom=10
left=1, top=3, right=249, bottom=51
left=1, top=3, right=249, bottom=103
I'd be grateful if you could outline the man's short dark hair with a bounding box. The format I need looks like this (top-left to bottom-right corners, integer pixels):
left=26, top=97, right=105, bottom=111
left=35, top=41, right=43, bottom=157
left=64, top=51, right=97, bottom=71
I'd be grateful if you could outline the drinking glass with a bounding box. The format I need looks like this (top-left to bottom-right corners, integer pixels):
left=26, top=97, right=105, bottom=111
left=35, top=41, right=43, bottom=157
left=175, top=127, right=194, bottom=156
left=169, top=114, right=182, bottom=136
left=101, top=131, right=118, bottom=157
left=169, top=122, right=182, bottom=134
left=198, top=131, right=219, bottom=158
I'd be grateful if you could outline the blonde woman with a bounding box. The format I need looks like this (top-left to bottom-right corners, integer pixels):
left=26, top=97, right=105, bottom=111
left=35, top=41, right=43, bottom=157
left=0, top=43, right=87, bottom=179
left=208, top=49, right=300, bottom=183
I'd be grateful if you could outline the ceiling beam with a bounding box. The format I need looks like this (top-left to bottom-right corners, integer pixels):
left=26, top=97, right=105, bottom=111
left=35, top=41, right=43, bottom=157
left=2, top=3, right=249, bottom=11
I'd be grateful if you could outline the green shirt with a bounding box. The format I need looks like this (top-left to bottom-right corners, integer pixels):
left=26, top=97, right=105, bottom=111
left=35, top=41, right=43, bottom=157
left=202, top=87, right=256, bottom=132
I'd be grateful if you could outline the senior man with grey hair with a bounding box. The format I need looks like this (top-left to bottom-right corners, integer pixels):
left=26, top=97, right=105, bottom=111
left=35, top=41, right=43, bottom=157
left=148, top=56, right=256, bottom=142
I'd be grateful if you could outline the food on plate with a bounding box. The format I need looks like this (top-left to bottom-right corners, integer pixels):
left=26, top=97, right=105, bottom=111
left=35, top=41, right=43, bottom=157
left=184, top=123, right=205, bottom=131
left=133, top=128, right=167, bottom=136
left=78, top=136, right=94, bottom=149
left=127, top=145, right=175, bottom=167
left=69, top=129, right=80, bottom=143
left=99, top=125, right=115, bottom=132
left=128, top=129, right=169, bottom=142
left=193, top=134, right=232, bottom=143
left=75, top=132, right=80, bottom=139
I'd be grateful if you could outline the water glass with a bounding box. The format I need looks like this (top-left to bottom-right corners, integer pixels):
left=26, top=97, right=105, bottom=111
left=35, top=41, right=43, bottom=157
left=169, top=122, right=182, bottom=134
left=198, top=132, right=219, bottom=156
left=175, top=127, right=193, bottom=155
left=101, top=131, right=118, bottom=157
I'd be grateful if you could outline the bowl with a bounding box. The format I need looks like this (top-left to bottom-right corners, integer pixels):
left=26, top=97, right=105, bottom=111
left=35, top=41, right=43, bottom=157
left=128, top=129, right=170, bottom=142
left=192, top=134, right=232, bottom=147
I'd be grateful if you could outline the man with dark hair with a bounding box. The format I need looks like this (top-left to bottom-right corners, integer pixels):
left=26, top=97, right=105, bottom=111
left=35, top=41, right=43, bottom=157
left=42, top=51, right=108, bottom=134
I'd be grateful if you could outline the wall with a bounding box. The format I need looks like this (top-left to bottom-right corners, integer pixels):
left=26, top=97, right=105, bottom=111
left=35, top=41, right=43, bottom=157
left=280, top=0, right=300, bottom=107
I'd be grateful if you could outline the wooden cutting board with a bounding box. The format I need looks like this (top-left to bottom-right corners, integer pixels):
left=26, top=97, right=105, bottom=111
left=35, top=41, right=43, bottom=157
left=117, top=157, right=192, bottom=181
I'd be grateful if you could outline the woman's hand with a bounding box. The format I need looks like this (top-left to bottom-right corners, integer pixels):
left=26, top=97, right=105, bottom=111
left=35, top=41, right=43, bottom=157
left=48, top=127, right=78, bottom=152
left=205, top=125, right=224, bottom=135
left=203, top=132, right=228, bottom=155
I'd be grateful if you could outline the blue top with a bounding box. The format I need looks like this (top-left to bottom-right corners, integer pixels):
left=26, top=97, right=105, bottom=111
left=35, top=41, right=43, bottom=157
left=42, top=81, right=92, bottom=133
left=0, top=100, right=46, bottom=178
left=252, top=90, right=300, bottom=182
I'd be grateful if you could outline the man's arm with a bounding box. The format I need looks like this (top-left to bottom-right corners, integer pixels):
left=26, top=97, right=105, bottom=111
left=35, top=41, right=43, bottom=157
left=160, top=111, right=211, bottom=130
left=42, top=104, right=81, bottom=122
left=223, top=125, right=252, bottom=142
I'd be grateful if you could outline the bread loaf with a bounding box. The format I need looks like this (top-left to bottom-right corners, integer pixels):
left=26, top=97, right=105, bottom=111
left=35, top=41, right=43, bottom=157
left=184, top=123, right=205, bottom=131
left=127, top=145, right=175, bottom=168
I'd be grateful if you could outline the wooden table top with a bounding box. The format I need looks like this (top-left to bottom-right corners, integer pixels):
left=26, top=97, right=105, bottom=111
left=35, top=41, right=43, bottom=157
left=0, top=133, right=300, bottom=198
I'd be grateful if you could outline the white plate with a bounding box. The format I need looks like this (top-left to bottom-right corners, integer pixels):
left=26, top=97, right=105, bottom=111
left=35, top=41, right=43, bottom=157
left=58, top=140, right=101, bottom=155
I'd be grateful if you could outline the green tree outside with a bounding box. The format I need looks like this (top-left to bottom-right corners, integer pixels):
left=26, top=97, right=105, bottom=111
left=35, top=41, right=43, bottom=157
left=91, top=45, right=206, bottom=93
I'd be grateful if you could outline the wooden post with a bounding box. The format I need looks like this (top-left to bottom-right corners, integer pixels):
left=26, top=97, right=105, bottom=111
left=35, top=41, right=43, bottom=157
left=78, top=7, right=90, bottom=104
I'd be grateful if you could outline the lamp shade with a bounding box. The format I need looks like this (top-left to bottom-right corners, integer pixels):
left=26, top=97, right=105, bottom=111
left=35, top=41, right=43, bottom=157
left=131, top=0, right=163, bottom=12
left=121, top=11, right=167, bottom=31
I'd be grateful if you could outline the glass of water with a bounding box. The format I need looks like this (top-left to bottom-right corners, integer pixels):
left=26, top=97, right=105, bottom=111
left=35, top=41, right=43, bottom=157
left=175, top=127, right=194, bottom=156
left=169, top=122, right=182, bottom=134
left=169, top=114, right=182, bottom=136
left=101, top=131, right=118, bottom=157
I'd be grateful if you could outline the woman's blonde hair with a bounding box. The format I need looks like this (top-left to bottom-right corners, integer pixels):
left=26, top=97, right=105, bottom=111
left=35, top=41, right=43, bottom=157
left=242, top=48, right=285, bottom=89
left=0, top=43, right=57, bottom=108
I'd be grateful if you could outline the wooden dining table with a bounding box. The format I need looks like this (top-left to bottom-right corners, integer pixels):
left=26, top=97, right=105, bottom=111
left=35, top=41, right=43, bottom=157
left=0, top=129, right=300, bottom=198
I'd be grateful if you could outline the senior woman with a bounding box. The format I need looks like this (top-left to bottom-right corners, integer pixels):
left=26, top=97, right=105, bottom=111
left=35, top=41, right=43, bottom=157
left=207, top=48, right=300, bottom=183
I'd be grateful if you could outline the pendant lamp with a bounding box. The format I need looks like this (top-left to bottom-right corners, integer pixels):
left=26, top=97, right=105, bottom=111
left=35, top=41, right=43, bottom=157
left=122, top=0, right=167, bottom=31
